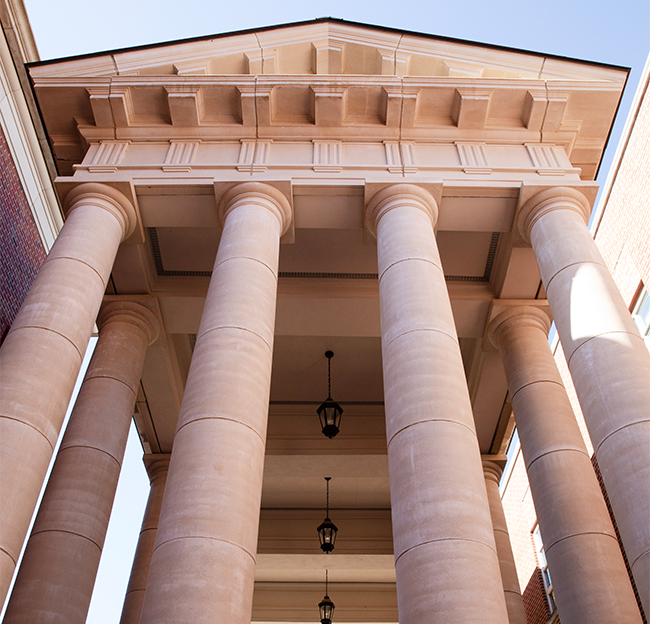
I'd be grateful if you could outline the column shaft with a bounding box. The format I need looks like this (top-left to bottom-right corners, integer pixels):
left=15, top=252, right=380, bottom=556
left=0, top=183, right=136, bottom=601
left=489, top=306, right=643, bottom=624
left=120, top=455, right=170, bottom=624
left=139, top=183, right=290, bottom=624
left=3, top=301, right=158, bottom=624
left=483, top=461, right=527, bottom=624
left=520, top=187, right=650, bottom=610
left=367, top=185, right=508, bottom=624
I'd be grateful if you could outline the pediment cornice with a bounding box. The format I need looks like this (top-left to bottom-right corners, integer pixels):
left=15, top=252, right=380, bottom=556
left=29, top=20, right=627, bottom=83
left=28, top=20, right=627, bottom=180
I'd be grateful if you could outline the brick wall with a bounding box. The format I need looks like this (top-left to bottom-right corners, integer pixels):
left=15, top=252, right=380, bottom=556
left=522, top=568, right=553, bottom=624
left=594, top=67, right=650, bottom=299
left=0, top=125, right=47, bottom=341
left=501, top=446, right=554, bottom=624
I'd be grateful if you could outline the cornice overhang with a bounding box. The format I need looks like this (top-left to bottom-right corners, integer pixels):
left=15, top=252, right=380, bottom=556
left=27, top=20, right=627, bottom=180
left=32, top=73, right=624, bottom=180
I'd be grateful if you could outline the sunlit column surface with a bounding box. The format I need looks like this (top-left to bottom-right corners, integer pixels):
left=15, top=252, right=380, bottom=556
left=366, top=184, right=509, bottom=624
left=139, top=182, right=291, bottom=624
left=489, top=306, right=643, bottom=624
left=482, top=460, right=527, bottom=624
left=3, top=301, right=159, bottom=624
left=0, top=184, right=137, bottom=603
left=120, top=454, right=170, bottom=624
left=519, top=187, right=650, bottom=611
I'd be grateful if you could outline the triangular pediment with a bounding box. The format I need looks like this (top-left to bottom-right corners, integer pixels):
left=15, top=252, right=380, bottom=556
left=29, top=18, right=625, bottom=82
left=28, top=19, right=628, bottom=179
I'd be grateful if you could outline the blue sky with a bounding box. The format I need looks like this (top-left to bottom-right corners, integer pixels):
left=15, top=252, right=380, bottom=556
left=16, top=1, right=650, bottom=622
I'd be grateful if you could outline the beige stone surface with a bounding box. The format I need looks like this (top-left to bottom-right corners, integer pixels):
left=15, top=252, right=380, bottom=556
left=483, top=461, right=527, bottom=624
left=489, top=305, right=643, bottom=624
left=519, top=188, right=650, bottom=612
left=0, top=183, right=136, bottom=603
left=138, top=183, right=290, bottom=624
left=120, top=455, right=170, bottom=624
left=2, top=301, right=158, bottom=624
left=367, top=184, right=508, bottom=624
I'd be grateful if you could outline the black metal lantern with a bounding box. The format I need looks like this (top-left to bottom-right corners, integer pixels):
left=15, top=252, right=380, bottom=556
left=317, top=351, right=343, bottom=438
left=317, top=477, right=338, bottom=553
left=318, top=570, right=335, bottom=624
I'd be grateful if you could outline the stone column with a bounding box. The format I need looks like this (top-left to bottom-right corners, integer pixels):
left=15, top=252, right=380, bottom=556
left=366, top=184, right=508, bottom=624
left=488, top=306, right=643, bottom=624
left=518, top=187, right=650, bottom=610
left=120, top=454, right=170, bottom=624
left=482, top=460, right=527, bottom=624
left=0, top=183, right=137, bottom=601
left=138, top=182, right=291, bottom=624
left=3, top=301, right=159, bottom=624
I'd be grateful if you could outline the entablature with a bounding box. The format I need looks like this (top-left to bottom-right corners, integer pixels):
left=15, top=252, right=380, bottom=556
left=70, top=137, right=584, bottom=181
left=32, top=73, right=622, bottom=180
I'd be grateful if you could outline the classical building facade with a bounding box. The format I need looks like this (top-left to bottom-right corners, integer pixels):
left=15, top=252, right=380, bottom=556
left=0, top=14, right=648, bottom=624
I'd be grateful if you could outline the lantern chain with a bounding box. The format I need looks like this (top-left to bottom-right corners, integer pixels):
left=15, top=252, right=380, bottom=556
left=327, top=353, right=332, bottom=397
left=325, top=476, right=331, bottom=517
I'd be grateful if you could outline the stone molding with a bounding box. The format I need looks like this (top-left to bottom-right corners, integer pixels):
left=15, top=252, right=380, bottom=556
left=517, top=186, right=592, bottom=243
left=97, top=301, right=161, bottom=346
left=218, top=181, right=293, bottom=236
left=364, top=183, right=438, bottom=238
left=487, top=305, right=551, bottom=351
left=62, top=182, right=138, bottom=241
left=143, top=454, right=171, bottom=482
left=482, top=459, right=504, bottom=484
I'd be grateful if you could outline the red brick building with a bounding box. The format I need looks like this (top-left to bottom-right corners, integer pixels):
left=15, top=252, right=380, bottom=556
left=0, top=0, right=60, bottom=339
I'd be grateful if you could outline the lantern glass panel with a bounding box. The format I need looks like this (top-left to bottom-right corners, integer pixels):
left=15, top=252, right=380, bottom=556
left=317, top=399, right=343, bottom=439
left=319, top=596, right=335, bottom=623
left=317, top=517, right=338, bottom=553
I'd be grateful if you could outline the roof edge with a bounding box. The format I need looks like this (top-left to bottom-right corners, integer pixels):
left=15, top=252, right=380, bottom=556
left=26, top=17, right=630, bottom=74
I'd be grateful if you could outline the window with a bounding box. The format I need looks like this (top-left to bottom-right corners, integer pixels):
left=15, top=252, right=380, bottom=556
left=499, top=428, right=520, bottom=495
left=632, top=287, right=650, bottom=352
left=532, top=524, right=557, bottom=616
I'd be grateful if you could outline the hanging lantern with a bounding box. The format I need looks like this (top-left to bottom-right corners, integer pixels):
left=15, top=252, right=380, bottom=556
left=318, top=570, right=335, bottom=624
left=317, top=351, right=343, bottom=438
left=317, top=477, right=338, bottom=553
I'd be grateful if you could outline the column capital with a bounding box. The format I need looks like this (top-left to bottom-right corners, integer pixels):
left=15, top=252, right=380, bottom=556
left=63, top=183, right=138, bottom=242
left=98, top=301, right=160, bottom=345
left=143, top=454, right=171, bottom=482
left=482, top=459, right=505, bottom=485
left=517, top=186, right=592, bottom=243
left=487, top=306, right=551, bottom=351
left=365, top=183, right=438, bottom=238
left=218, top=182, right=292, bottom=236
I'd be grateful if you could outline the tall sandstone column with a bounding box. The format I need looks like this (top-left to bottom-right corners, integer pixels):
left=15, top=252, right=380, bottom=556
left=519, top=187, right=650, bottom=610
left=482, top=460, right=527, bottom=624
left=489, top=306, right=643, bottom=624
left=139, top=182, right=291, bottom=624
left=120, top=455, right=170, bottom=624
left=3, top=301, right=159, bottom=624
left=0, top=183, right=137, bottom=602
left=366, top=184, right=509, bottom=624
